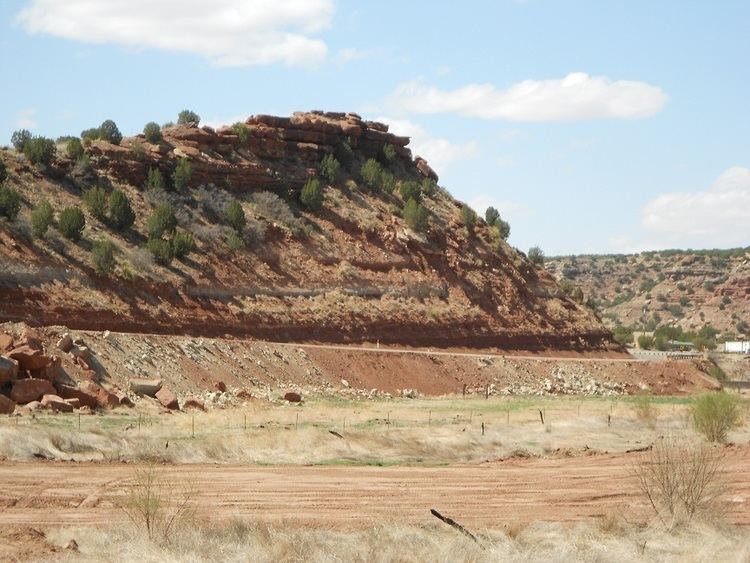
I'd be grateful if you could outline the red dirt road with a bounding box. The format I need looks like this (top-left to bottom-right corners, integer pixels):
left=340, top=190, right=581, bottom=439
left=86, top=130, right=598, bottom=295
left=1, top=446, right=749, bottom=529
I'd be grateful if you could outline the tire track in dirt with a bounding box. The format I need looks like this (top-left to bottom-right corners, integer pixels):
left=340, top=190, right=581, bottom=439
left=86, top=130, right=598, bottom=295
left=1, top=446, right=749, bottom=528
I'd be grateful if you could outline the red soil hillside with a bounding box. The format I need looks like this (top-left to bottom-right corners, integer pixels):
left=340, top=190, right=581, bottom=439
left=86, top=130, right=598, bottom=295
left=0, top=111, right=618, bottom=353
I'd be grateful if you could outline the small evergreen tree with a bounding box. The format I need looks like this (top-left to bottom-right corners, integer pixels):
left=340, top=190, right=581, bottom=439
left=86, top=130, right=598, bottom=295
left=382, top=143, right=397, bottom=162
left=399, top=180, right=421, bottom=202
left=23, top=137, right=56, bottom=166
left=361, top=158, right=382, bottom=190
left=0, top=186, right=21, bottom=220
left=11, top=130, right=31, bottom=152
left=80, top=128, right=100, bottom=145
left=459, top=204, right=477, bottom=233
left=494, top=218, right=510, bottom=240
left=421, top=178, right=436, bottom=197
left=58, top=207, right=86, bottom=241
left=319, top=154, right=341, bottom=184
left=403, top=198, right=428, bottom=232
left=143, top=122, right=162, bottom=143
left=231, top=122, right=249, bottom=144
left=147, top=238, right=174, bottom=265
left=177, top=110, right=200, bottom=126
left=300, top=178, right=324, bottom=212
left=380, top=170, right=396, bottom=193
left=172, top=231, right=196, bottom=259
left=485, top=206, right=499, bottom=226
left=145, top=167, right=166, bottom=191
left=147, top=203, right=177, bottom=239
left=172, top=158, right=192, bottom=192
left=30, top=200, right=54, bottom=238
left=98, top=120, right=123, bottom=145
left=83, top=187, right=108, bottom=221
left=92, top=239, right=116, bottom=274
left=108, top=189, right=136, bottom=231
left=66, top=138, right=84, bottom=161
left=528, top=246, right=545, bottom=266
left=225, top=200, right=246, bottom=234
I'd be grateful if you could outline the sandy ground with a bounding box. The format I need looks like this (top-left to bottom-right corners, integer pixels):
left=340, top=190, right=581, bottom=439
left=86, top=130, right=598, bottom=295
left=1, top=445, right=749, bottom=530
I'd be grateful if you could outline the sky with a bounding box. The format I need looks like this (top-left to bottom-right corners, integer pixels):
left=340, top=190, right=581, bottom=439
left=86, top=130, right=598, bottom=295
left=0, top=0, right=748, bottom=255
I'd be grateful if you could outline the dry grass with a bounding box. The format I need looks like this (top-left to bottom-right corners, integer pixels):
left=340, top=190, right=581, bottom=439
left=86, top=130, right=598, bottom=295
left=43, top=518, right=750, bottom=562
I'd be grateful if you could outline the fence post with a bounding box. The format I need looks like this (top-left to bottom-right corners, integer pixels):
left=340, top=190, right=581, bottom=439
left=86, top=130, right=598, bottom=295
left=192, top=413, right=195, bottom=438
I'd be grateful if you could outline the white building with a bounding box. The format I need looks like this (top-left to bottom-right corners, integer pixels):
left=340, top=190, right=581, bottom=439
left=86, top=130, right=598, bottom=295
left=724, top=341, right=750, bottom=354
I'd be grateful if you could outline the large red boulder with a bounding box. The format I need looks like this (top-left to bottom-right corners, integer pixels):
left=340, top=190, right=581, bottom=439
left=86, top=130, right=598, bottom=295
left=0, top=394, right=15, bottom=415
left=81, top=382, right=119, bottom=409
left=56, top=384, right=98, bottom=408
left=10, top=378, right=55, bottom=404
left=0, top=356, right=19, bottom=385
left=8, top=346, right=52, bottom=371
left=155, top=386, right=179, bottom=410
left=283, top=391, right=302, bottom=403
left=182, top=397, right=205, bottom=410
left=0, top=334, right=13, bottom=352
left=41, top=394, right=74, bottom=413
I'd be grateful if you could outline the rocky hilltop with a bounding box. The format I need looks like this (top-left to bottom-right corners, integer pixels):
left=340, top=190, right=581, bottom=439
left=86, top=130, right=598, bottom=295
left=0, top=111, right=617, bottom=353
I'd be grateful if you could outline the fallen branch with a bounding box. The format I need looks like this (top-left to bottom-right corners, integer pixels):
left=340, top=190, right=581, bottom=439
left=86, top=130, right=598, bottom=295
left=328, top=430, right=343, bottom=439
left=430, top=508, right=483, bottom=548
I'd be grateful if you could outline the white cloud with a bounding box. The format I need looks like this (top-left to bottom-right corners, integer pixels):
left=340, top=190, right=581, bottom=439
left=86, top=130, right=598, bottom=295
left=376, top=117, right=478, bottom=174
left=202, top=114, right=249, bottom=130
left=387, top=73, right=667, bottom=122
left=639, top=166, right=750, bottom=248
left=16, top=107, right=37, bottom=129
left=17, top=0, right=333, bottom=67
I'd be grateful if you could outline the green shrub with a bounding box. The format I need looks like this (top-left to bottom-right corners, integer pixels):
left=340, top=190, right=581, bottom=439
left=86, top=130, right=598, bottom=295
left=30, top=200, right=54, bottom=237
left=612, top=325, right=634, bottom=346
left=382, top=143, right=396, bottom=162
left=528, top=246, right=545, bottom=266
left=638, top=334, right=655, bottom=350
left=172, top=231, right=195, bottom=259
left=143, top=122, right=162, bottom=143
left=231, top=122, right=249, bottom=144
left=494, top=219, right=510, bottom=240
left=145, top=167, right=166, bottom=191
left=92, top=239, right=116, bottom=274
left=98, top=120, right=123, bottom=145
left=361, top=158, right=382, bottom=190
left=108, top=189, right=136, bottom=231
left=319, top=154, right=341, bottom=184
left=632, top=394, right=658, bottom=429
left=399, top=180, right=421, bottom=202
left=131, top=140, right=146, bottom=161
left=11, top=130, right=31, bottom=152
left=81, top=128, right=100, bottom=145
left=146, top=238, right=174, bottom=265
left=485, top=206, right=500, bottom=226
left=147, top=203, right=177, bottom=239
left=23, top=137, right=56, bottom=166
left=300, top=178, right=324, bottom=212
left=66, top=138, right=84, bottom=160
left=0, top=186, right=21, bottom=220
left=83, top=187, right=107, bottom=221
left=177, top=110, right=200, bottom=126
left=0, top=161, right=6, bottom=184
left=421, top=178, right=436, bottom=197
left=226, top=231, right=245, bottom=251
left=459, top=204, right=477, bottom=233
left=225, top=200, right=246, bottom=234
left=58, top=207, right=86, bottom=241
left=403, top=198, right=428, bottom=232
left=172, top=158, right=192, bottom=192
left=691, top=393, right=742, bottom=443
left=380, top=170, right=396, bottom=193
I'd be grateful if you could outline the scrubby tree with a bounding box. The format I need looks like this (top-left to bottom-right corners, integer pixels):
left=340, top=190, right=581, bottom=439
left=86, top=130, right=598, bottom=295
left=83, top=187, right=108, bottom=221
left=361, top=158, right=382, bottom=190
left=23, top=137, right=56, bottom=166
left=92, top=239, right=116, bottom=275
left=0, top=186, right=21, bottom=221
left=485, top=206, right=500, bottom=227
left=459, top=204, right=477, bottom=233
left=319, top=154, right=341, bottom=184
left=65, top=138, right=84, bottom=161
left=171, top=158, right=192, bottom=192
left=421, top=178, right=436, bottom=197
left=380, top=170, right=396, bottom=193
left=172, top=231, right=195, bottom=259
left=382, top=143, right=396, bottom=162
left=177, top=110, right=200, bottom=126
left=143, top=122, right=162, bottom=143
left=98, top=120, right=123, bottom=145
left=399, top=180, right=421, bottom=202
left=231, top=122, right=249, bottom=144
left=300, top=178, right=324, bottom=212
left=147, top=203, right=177, bottom=239
left=11, top=130, right=32, bottom=152
left=528, top=246, right=545, bottom=267
left=225, top=200, right=246, bottom=234
left=494, top=218, right=511, bottom=240
left=0, top=161, right=6, bottom=184
left=403, top=198, right=428, bottom=232
left=145, top=167, right=166, bottom=191
left=80, top=128, right=100, bottom=145
left=147, top=238, right=174, bottom=265
left=30, top=200, right=54, bottom=238
left=108, top=189, right=136, bottom=231
left=58, top=207, right=86, bottom=241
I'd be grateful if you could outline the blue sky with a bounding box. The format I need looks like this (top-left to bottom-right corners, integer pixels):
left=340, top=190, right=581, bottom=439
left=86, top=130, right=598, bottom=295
left=1, top=0, right=748, bottom=254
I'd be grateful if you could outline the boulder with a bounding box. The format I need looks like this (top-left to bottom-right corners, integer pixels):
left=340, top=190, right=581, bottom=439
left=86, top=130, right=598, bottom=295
left=64, top=398, right=81, bottom=409
left=55, top=384, right=98, bottom=408
left=156, top=386, right=179, bottom=410
left=0, top=394, right=16, bottom=415
left=0, top=356, right=19, bottom=385
left=114, top=391, right=134, bottom=407
left=182, top=397, right=205, bottom=410
left=30, top=355, right=62, bottom=382
left=0, top=333, right=13, bottom=352
left=57, top=334, right=73, bottom=352
left=236, top=389, right=253, bottom=400
left=8, top=346, right=52, bottom=371
left=41, top=394, right=74, bottom=413
left=17, top=327, right=43, bottom=350
left=10, top=378, right=55, bottom=404
left=24, top=400, right=42, bottom=412
left=283, top=391, right=302, bottom=403
left=81, top=381, right=119, bottom=409
left=69, top=345, right=92, bottom=361
left=213, top=381, right=227, bottom=393
left=130, top=378, right=163, bottom=397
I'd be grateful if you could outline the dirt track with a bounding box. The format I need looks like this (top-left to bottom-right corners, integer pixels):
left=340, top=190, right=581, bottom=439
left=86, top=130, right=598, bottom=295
left=1, top=446, right=749, bottom=529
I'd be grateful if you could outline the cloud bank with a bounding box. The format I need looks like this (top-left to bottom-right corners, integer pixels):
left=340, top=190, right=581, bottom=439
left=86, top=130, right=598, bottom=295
left=388, top=73, right=667, bottom=122
left=18, top=0, right=333, bottom=67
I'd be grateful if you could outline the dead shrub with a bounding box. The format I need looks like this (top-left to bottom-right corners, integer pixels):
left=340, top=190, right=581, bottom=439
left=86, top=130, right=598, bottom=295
left=632, top=439, right=724, bottom=529
left=632, top=394, right=658, bottom=429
